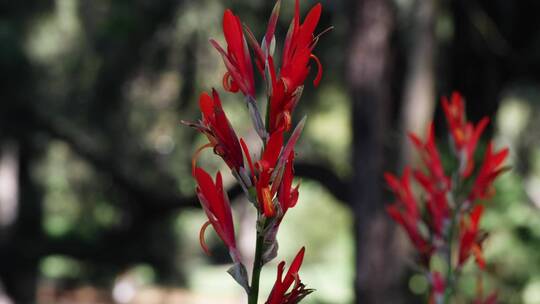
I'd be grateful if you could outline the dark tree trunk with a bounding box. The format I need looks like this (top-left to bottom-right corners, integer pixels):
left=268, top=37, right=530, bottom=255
left=345, top=0, right=407, bottom=303
left=0, top=134, right=43, bottom=303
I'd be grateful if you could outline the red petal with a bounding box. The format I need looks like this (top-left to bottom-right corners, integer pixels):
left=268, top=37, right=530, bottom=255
left=470, top=204, right=484, bottom=229
left=265, top=0, right=281, bottom=47
left=300, top=3, right=322, bottom=40
left=199, top=92, right=214, bottom=119
left=283, top=247, right=305, bottom=289
left=240, top=138, right=255, bottom=178
left=263, top=130, right=284, bottom=166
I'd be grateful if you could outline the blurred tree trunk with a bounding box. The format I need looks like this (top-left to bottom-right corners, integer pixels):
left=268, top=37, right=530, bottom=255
left=0, top=134, right=43, bottom=303
left=345, top=0, right=407, bottom=303
left=400, top=0, right=436, bottom=165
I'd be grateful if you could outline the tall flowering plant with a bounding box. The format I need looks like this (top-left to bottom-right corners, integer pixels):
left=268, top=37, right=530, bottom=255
left=386, top=92, right=509, bottom=303
left=182, top=1, right=327, bottom=303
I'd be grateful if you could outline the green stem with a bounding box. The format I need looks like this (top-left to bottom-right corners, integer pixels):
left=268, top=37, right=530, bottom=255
left=249, top=232, right=265, bottom=304
left=442, top=209, right=458, bottom=304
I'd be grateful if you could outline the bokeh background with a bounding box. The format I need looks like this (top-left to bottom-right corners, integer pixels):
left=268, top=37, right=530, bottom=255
left=2, top=0, right=540, bottom=303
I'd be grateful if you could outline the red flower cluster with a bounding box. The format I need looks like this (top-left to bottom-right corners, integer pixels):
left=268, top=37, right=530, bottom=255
left=216, top=0, right=325, bottom=134
left=442, top=92, right=489, bottom=178
left=211, top=10, right=255, bottom=98
left=386, top=92, right=509, bottom=301
left=183, top=90, right=244, bottom=172
left=266, top=247, right=313, bottom=304
left=183, top=1, right=325, bottom=302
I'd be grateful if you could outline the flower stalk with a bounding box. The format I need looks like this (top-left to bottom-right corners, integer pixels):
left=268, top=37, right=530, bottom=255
left=182, top=1, right=327, bottom=303
left=386, top=92, right=509, bottom=303
left=249, top=230, right=265, bottom=304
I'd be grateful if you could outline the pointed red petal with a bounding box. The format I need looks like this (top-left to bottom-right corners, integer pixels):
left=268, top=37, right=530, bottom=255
left=283, top=247, right=305, bottom=288
left=263, top=130, right=284, bottom=166
left=199, top=92, right=214, bottom=119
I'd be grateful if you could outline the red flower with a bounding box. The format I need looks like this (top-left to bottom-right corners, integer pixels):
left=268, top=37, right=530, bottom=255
left=240, top=131, right=284, bottom=217
left=266, top=0, right=323, bottom=133
left=240, top=120, right=305, bottom=218
left=458, top=205, right=485, bottom=269
left=194, top=167, right=240, bottom=262
left=408, top=123, right=450, bottom=190
left=266, top=247, right=313, bottom=304
left=415, top=171, right=450, bottom=238
left=469, top=142, right=509, bottom=201
left=211, top=10, right=255, bottom=97
left=385, top=168, right=431, bottom=258
left=281, top=0, right=322, bottom=91
left=408, top=124, right=450, bottom=238
left=182, top=90, right=244, bottom=172
left=442, top=92, right=489, bottom=177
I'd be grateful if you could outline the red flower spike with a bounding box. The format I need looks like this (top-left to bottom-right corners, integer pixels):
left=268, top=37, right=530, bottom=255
left=194, top=168, right=239, bottom=262
left=458, top=205, right=485, bottom=268
left=211, top=10, right=255, bottom=97
left=266, top=247, right=313, bottom=304
left=442, top=92, right=490, bottom=177
left=182, top=90, right=244, bottom=171
left=469, top=142, right=509, bottom=201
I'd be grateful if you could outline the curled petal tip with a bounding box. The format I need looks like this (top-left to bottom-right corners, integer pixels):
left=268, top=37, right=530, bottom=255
left=310, top=54, right=322, bottom=87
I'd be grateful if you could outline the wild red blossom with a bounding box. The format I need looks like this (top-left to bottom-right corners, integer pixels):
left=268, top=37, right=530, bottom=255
left=266, top=247, right=313, bottom=304
left=211, top=10, right=255, bottom=97
left=385, top=168, right=432, bottom=259
left=415, top=170, right=450, bottom=239
left=265, top=0, right=323, bottom=133
left=386, top=92, right=509, bottom=301
left=442, top=92, right=489, bottom=178
left=409, top=123, right=451, bottom=237
left=281, top=1, right=322, bottom=92
left=240, top=131, right=286, bottom=218
left=409, top=123, right=451, bottom=190
left=458, top=205, right=485, bottom=269
left=182, top=90, right=244, bottom=172
left=193, top=167, right=239, bottom=262
left=185, top=1, right=326, bottom=300
left=469, top=142, right=509, bottom=201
